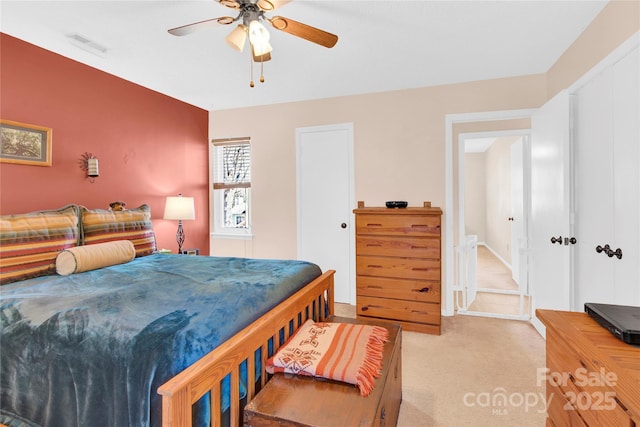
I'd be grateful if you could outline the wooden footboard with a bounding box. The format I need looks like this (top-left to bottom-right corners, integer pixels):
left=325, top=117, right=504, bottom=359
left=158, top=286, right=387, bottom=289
left=158, top=269, right=335, bottom=427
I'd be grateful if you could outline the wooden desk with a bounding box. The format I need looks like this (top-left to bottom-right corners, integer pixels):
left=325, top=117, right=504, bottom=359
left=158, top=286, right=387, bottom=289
left=244, top=316, right=402, bottom=427
left=536, top=309, right=640, bottom=427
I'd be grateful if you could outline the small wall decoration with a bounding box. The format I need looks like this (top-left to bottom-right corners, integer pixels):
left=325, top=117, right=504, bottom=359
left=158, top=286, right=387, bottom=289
left=0, top=119, right=52, bottom=166
left=79, top=152, right=99, bottom=182
left=109, top=201, right=127, bottom=211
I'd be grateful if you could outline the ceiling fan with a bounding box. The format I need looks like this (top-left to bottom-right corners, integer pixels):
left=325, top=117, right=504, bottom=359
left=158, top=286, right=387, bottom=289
left=168, top=0, right=339, bottom=86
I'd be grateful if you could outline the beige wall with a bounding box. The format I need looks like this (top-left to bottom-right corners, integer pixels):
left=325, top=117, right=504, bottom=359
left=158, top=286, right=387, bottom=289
left=463, top=153, right=487, bottom=241
left=210, top=0, right=639, bottom=307
left=464, top=136, right=521, bottom=264
left=546, top=0, right=640, bottom=99
left=485, top=137, right=520, bottom=263
left=452, top=118, right=531, bottom=249
left=210, top=75, right=546, bottom=260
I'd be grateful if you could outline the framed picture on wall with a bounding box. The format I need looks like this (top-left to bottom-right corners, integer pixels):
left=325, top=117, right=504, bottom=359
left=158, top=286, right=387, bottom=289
left=0, top=119, right=52, bottom=166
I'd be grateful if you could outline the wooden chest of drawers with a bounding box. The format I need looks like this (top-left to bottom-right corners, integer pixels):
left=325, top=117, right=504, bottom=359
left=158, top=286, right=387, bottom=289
left=536, top=309, right=640, bottom=427
left=243, top=316, right=402, bottom=427
left=353, top=201, right=442, bottom=335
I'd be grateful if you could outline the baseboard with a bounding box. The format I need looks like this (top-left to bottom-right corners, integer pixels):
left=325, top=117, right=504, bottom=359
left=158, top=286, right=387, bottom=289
left=457, top=308, right=530, bottom=321
left=530, top=315, right=546, bottom=338
left=478, top=242, right=512, bottom=271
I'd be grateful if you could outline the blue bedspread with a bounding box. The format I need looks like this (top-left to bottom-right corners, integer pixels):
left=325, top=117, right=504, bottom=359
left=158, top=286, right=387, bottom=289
left=0, top=254, right=322, bottom=427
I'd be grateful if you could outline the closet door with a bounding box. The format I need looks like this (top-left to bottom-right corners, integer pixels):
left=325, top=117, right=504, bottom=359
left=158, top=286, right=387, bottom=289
left=573, top=46, right=640, bottom=309
left=530, top=90, right=573, bottom=328
left=611, top=47, right=639, bottom=305
left=573, top=66, right=615, bottom=308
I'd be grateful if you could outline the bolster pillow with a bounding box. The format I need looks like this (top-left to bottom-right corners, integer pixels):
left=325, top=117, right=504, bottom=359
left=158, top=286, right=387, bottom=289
left=56, top=240, right=136, bottom=276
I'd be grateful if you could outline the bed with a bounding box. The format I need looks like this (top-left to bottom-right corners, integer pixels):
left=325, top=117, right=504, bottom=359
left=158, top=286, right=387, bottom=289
left=0, top=204, right=335, bottom=427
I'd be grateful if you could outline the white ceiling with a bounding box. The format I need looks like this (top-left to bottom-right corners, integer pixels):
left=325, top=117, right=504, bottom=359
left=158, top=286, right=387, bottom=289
left=464, top=137, right=496, bottom=153
left=1, top=0, right=608, bottom=111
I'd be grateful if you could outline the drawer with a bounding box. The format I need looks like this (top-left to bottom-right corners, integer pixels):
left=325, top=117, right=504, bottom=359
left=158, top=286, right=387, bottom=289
left=356, top=255, right=440, bottom=280
left=357, top=295, right=440, bottom=325
left=546, top=333, right=634, bottom=427
left=356, top=214, right=440, bottom=237
left=546, top=382, right=588, bottom=427
left=547, top=356, right=633, bottom=427
left=356, top=235, right=440, bottom=259
left=357, top=276, right=440, bottom=304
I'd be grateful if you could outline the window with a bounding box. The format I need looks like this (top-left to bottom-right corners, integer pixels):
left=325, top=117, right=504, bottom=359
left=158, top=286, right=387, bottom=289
left=212, top=137, right=251, bottom=236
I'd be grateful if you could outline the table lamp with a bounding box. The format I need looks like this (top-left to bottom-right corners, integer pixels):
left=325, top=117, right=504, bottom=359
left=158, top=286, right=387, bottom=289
left=163, top=193, right=195, bottom=254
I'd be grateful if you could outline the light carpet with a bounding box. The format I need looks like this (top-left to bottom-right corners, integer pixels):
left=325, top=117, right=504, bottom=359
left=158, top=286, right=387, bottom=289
left=476, top=245, right=518, bottom=291
left=335, top=304, right=546, bottom=427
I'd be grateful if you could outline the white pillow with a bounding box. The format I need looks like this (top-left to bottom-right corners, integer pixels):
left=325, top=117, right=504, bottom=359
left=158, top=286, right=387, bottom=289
left=56, top=240, right=136, bottom=276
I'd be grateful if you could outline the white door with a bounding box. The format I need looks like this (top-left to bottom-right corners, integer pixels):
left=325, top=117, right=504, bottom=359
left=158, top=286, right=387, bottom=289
left=573, top=66, right=615, bottom=309
left=573, top=46, right=640, bottom=309
left=611, top=46, right=640, bottom=306
left=510, top=137, right=525, bottom=286
left=297, top=124, right=354, bottom=304
left=530, top=90, right=573, bottom=334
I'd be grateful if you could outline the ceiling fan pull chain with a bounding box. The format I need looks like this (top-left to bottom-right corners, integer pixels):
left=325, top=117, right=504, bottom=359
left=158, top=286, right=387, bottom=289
left=249, top=51, right=255, bottom=87
left=260, top=57, right=265, bottom=83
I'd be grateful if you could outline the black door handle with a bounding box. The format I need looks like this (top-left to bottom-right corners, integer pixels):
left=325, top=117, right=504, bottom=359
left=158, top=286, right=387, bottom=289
left=596, top=244, right=622, bottom=259
left=340, top=223, right=347, bottom=229
left=550, top=236, right=562, bottom=244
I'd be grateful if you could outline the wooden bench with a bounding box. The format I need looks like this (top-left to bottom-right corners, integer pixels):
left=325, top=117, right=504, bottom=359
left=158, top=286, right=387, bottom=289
left=243, top=316, right=402, bottom=427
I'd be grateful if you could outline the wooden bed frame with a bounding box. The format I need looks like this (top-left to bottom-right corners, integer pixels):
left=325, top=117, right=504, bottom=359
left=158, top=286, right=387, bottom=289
left=158, top=269, right=336, bottom=427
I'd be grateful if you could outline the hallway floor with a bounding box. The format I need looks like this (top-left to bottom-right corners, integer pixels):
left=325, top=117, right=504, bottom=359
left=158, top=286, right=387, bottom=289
left=466, top=245, right=531, bottom=317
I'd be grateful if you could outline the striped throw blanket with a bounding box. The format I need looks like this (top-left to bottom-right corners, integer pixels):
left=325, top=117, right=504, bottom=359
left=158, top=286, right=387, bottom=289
left=266, top=320, right=389, bottom=396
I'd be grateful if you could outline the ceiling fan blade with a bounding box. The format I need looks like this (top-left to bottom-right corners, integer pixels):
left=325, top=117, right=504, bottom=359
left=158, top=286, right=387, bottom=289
left=257, top=0, right=293, bottom=11
left=216, top=0, right=241, bottom=9
left=168, top=16, right=234, bottom=36
left=269, top=16, right=338, bottom=48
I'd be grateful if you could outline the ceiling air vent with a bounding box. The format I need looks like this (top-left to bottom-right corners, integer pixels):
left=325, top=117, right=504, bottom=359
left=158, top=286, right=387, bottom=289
left=68, top=33, right=108, bottom=57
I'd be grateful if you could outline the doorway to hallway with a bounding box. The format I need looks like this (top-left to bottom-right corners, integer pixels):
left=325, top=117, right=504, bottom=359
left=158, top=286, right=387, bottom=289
left=466, top=245, right=531, bottom=317
left=455, top=130, right=531, bottom=320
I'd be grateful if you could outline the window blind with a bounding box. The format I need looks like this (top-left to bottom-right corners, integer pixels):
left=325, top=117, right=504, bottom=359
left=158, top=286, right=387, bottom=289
left=212, top=138, right=251, bottom=190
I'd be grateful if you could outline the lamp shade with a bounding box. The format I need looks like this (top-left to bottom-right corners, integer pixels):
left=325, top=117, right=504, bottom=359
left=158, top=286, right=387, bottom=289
left=248, top=20, right=272, bottom=56
left=225, top=24, right=247, bottom=52
left=251, top=40, right=272, bottom=57
left=163, top=196, right=195, bottom=220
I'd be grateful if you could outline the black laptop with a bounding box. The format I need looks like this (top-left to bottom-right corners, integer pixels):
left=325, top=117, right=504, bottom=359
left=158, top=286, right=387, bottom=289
left=584, top=303, right=640, bottom=346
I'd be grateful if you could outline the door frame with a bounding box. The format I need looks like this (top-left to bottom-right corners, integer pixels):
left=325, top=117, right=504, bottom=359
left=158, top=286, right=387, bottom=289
left=295, top=123, right=356, bottom=304
left=456, top=129, right=531, bottom=320
left=442, top=34, right=639, bottom=320
left=444, top=109, right=536, bottom=317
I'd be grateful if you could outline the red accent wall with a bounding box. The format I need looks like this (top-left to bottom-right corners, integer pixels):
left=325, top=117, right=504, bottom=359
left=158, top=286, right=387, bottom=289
left=0, top=34, right=210, bottom=255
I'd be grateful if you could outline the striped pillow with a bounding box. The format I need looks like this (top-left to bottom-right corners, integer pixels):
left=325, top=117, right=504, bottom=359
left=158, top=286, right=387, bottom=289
left=80, top=204, right=156, bottom=257
left=0, top=205, right=81, bottom=285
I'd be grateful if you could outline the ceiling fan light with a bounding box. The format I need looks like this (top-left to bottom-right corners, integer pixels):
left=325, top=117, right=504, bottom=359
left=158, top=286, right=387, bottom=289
left=252, top=41, right=272, bottom=57
left=225, top=24, right=247, bottom=52
left=248, top=20, right=270, bottom=46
